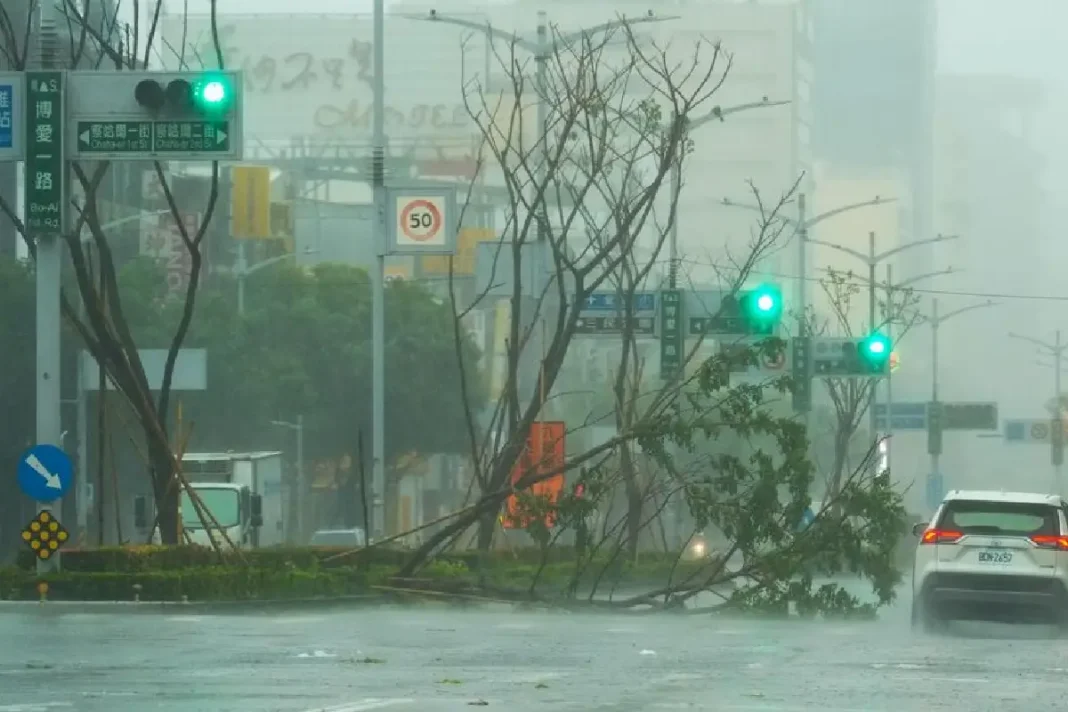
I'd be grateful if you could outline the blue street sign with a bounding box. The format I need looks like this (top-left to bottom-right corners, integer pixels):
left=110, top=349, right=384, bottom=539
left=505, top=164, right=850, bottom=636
left=584, top=291, right=656, bottom=312
left=0, top=83, right=12, bottom=149
left=16, top=444, right=73, bottom=503
left=925, top=472, right=945, bottom=511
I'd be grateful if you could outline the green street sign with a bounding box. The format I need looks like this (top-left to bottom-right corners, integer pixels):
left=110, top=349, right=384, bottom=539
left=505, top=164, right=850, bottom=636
left=24, top=72, right=64, bottom=237
left=942, top=402, right=998, bottom=431
left=153, top=121, right=230, bottom=153
left=659, top=289, right=683, bottom=380
left=76, top=121, right=152, bottom=153
left=74, top=120, right=230, bottom=156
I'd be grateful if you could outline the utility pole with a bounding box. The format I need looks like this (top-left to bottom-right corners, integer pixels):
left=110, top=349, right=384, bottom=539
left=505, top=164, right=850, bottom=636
left=1009, top=329, right=1067, bottom=494
left=922, top=297, right=997, bottom=499
left=806, top=231, right=959, bottom=467
left=233, top=250, right=303, bottom=316
left=371, top=0, right=387, bottom=542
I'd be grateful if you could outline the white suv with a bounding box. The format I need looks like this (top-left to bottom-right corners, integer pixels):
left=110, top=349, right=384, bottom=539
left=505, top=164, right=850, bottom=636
left=912, top=489, right=1068, bottom=632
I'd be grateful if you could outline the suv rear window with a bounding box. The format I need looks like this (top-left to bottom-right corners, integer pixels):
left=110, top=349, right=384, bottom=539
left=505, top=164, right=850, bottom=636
left=938, top=500, right=1060, bottom=537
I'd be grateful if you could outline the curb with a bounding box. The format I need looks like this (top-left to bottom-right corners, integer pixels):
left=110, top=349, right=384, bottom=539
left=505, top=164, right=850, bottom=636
left=0, top=594, right=383, bottom=613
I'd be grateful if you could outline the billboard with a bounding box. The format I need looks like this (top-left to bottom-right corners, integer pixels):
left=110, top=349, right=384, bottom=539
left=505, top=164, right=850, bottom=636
left=504, top=421, right=566, bottom=529
left=140, top=211, right=200, bottom=297
left=160, top=13, right=490, bottom=147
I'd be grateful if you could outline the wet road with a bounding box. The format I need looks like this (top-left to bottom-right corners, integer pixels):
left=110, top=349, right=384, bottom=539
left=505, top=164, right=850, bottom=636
left=1, top=587, right=1066, bottom=712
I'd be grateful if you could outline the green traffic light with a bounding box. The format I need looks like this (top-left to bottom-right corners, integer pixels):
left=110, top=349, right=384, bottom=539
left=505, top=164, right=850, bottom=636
left=860, top=332, right=892, bottom=369
left=191, top=74, right=232, bottom=113
left=745, top=284, right=782, bottom=320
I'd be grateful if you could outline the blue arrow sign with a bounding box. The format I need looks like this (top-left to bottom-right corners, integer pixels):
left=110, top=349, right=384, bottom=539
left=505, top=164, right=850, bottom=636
left=17, top=444, right=73, bottom=503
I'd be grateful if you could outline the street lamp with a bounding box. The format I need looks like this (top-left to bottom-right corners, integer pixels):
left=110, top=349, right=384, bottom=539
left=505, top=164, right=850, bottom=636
left=233, top=247, right=317, bottom=316
left=272, top=415, right=305, bottom=543
left=808, top=231, right=959, bottom=449
left=1008, top=329, right=1067, bottom=492
left=664, top=99, right=791, bottom=287
left=403, top=9, right=679, bottom=415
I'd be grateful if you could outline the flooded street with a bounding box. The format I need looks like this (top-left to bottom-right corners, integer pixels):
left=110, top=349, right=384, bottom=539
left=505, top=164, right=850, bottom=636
left=2, top=587, right=1067, bottom=712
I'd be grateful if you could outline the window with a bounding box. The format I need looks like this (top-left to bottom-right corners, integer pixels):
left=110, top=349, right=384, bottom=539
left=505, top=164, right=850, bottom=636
left=938, top=500, right=1060, bottom=537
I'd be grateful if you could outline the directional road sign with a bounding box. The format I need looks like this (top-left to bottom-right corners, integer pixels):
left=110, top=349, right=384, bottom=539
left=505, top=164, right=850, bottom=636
left=577, top=292, right=657, bottom=336
left=942, top=402, right=998, bottom=431
left=17, top=444, right=73, bottom=503
left=1004, top=418, right=1066, bottom=444
left=873, top=402, right=928, bottom=431
left=386, top=188, right=458, bottom=254
left=0, top=72, right=24, bottom=161
left=574, top=315, right=655, bottom=336
left=20, top=509, right=70, bottom=561
left=583, top=292, right=656, bottom=312
left=74, top=119, right=230, bottom=157
left=24, top=72, right=65, bottom=237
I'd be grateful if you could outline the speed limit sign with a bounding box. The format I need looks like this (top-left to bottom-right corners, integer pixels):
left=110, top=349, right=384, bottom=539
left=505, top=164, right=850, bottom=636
left=387, top=188, right=458, bottom=255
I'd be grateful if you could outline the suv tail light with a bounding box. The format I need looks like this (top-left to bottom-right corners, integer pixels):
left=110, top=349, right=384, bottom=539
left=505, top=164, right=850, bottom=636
left=920, top=529, right=963, bottom=545
left=1030, top=535, right=1068, bottom=551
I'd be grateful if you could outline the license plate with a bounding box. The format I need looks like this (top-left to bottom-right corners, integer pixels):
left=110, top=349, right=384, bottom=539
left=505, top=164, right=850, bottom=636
left=978, top=550, right=1013, bottom=564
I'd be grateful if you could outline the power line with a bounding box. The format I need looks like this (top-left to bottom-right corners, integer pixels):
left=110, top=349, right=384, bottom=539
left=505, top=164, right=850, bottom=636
left=664, top=256, right=1068, bottom=303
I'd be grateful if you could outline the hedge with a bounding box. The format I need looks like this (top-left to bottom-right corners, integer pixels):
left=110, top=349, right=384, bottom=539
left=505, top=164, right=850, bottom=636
left=0, top=565, right=373, bottom=602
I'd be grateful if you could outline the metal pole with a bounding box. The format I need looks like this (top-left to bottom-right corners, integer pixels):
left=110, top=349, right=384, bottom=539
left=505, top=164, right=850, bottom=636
left=531, top=11, right=548, bottom=416
left=76, top=331, right=88, bottom=545
left=867, top=232, right=877, bottom=454
left=1055, top=330, right=1063, bottom=494
left=370, top=0, right=387, bottom=542
left=797, top=194, right=810, bottom=434
left=34, top=8, right=63, bottom=575
left=930, top=298, right=940, bottom=488
left=296, top=414, right=305, bottom=543
left=669, top=161, right=679, bottom=288
left=236, top=240, right=247, bottom=316
left=884, top=264, right=893, bottom=478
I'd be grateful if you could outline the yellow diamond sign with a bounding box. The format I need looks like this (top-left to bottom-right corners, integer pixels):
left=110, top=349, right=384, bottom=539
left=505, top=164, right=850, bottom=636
left=21, top=510, right=70, bottom=561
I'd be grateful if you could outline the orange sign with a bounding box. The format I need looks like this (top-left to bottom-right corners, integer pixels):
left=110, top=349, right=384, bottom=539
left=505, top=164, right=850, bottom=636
left=503, top=421, right=566, bottom=529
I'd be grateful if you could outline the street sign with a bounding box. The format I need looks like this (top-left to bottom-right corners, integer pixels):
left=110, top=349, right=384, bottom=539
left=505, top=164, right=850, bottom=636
left=16, top=444, right=73, bottom=503
left=0, top=72, right=24, bottom=161
left=20, top=509, right=70, bottom=561
left=659, top=289, right=683, bottom=379
left=24, top=72, right=65, bottom=238
left=574, top=315, right=655, bottom=336
left=74, top=120, right=230, bottom=156
left=386, top=188, right=458, bottom=254
left=64, top=70, right=244, bottom=160
left=577, top=292, right=657, bottom=336
left=790, top=336, right=812, bottom=412
left=874, top=402, right=928, bottom=431
left=942, top=402, right=998, bottom=431
left=1004, top=418, right=1067, bottom=444
left=583, top=292, right=656, bottom=312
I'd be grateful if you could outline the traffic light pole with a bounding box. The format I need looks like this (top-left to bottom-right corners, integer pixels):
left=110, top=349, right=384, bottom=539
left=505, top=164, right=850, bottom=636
left=371, top=0, right=387, bottom=541
left=1008, top=329, right=1067, bottom=495
left=921, top=297, right=997, bottom=501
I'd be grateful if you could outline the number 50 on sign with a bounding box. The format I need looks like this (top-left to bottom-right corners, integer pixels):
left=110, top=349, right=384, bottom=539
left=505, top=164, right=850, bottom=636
left=386, top=187, right=458, bottom=255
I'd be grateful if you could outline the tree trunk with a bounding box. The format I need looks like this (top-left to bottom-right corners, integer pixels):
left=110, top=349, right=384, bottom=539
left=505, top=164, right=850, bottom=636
left=475, top=507, right=497, bottom=553
left=149, top=441, right=180, bottom=545
left=621, top=443, right=642, bottom=563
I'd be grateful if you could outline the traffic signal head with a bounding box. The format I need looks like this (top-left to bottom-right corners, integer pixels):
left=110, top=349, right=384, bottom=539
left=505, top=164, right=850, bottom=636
left=858, top=332, right=892, bottom=372
left=740, top=284, right=783, bottom=334
left=134, top=73, right=233, bottom=115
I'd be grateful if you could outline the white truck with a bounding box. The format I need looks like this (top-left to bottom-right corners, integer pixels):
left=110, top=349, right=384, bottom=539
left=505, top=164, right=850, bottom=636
left=179, top=451, right=286, bottom=548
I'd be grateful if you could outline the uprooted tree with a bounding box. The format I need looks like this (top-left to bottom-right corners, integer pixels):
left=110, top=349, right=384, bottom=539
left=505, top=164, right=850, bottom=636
left=394, top=20, right=906, bottom=615
left=0, top=0, right=228, bottom=543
